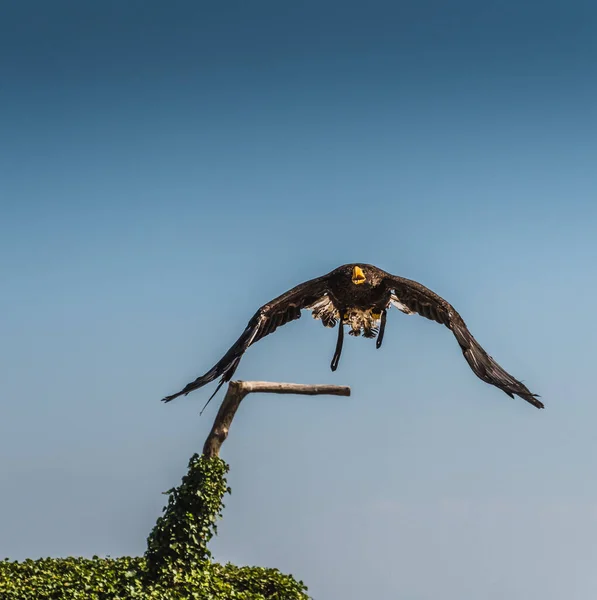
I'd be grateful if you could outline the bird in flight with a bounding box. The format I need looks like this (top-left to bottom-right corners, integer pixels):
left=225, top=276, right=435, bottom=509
left=162, top=263, right=542, bottom=411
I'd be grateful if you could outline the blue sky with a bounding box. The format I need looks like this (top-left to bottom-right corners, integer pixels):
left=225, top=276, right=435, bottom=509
left=1, top=1, right=597, bottom=598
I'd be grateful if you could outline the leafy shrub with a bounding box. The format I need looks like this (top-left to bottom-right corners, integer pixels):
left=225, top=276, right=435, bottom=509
left=0, top=455, right=309, bottom=600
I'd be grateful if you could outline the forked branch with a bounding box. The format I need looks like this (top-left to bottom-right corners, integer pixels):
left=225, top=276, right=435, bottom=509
left=202, top=381, right=351, bottom=458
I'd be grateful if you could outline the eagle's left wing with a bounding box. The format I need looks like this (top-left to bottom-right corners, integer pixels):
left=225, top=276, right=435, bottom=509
left=384, top=274, right=543, bottom=409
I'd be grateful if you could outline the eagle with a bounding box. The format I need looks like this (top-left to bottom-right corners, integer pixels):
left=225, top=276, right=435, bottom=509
left=162, top=263, right=542, bottom=410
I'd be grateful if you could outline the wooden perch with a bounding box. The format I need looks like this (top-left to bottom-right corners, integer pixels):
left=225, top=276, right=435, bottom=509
left=202, top=381, right=351, bottom=458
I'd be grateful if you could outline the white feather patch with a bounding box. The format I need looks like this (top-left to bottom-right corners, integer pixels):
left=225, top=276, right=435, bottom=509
left=306, top=294, right=339, bottom=325
left=390, top=294, right=414, bottom=315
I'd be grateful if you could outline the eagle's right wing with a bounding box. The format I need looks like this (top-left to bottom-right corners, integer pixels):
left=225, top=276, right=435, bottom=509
left=162, top=274, right=331, bottom=405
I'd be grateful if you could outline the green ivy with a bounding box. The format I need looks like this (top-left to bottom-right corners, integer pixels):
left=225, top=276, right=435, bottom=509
left=145, top=454, right=230, bottom=580
left=0, top=456, right=309, bottom=600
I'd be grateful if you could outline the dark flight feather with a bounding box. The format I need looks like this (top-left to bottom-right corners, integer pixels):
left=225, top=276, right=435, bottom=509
left=384, top=274, right=543, bottom=409
left=161, top=275, right=329, bottom=407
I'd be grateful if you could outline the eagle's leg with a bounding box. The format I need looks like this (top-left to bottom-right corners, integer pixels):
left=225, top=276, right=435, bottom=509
left=330, top=318, right=344, bottom=371
left=376, top=309, right=387, bottom=349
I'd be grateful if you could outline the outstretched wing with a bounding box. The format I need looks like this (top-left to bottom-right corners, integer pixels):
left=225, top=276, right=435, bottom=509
left=384, top=274, right=543, bottom=409
left=162, top=274, right=331, bottom=405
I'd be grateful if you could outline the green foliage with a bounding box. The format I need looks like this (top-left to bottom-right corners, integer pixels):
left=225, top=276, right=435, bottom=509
left=0, top=557, right=308, bottom=599
left=0, top=456, right=309, bottom=600
left=145, top=454, right=230, bottom=579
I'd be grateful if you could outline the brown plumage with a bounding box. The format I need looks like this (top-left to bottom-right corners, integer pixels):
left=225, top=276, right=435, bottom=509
left=162, top=263, right=542, bottom=411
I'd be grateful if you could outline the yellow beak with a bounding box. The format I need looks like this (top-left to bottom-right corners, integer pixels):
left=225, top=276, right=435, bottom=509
left=352, top=265, right=366, bottom=285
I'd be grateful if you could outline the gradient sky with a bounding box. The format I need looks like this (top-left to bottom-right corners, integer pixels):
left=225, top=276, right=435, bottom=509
left=2, top=2, right=597, bottom=599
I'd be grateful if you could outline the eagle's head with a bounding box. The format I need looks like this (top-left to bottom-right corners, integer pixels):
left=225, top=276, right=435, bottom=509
left=335, top=263, right=383, bottom=287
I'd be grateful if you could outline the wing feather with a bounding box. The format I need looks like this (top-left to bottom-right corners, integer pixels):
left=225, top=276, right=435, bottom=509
left=162, top=274, right=330, bottom=403
left=384, top=274, right=543, bottom=409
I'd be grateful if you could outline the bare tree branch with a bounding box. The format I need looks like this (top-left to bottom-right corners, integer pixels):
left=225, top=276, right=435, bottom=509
left=202, top=381, right=351, bottom=458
